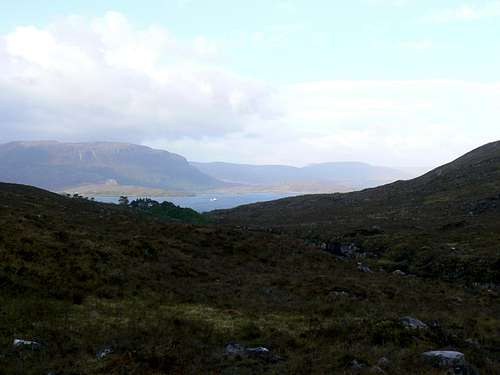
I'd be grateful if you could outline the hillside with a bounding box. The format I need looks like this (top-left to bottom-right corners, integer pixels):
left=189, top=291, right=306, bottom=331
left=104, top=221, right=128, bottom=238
left=211, top=141, right=500, bottom=226
left=192, top=161, right=411, bottom=191
left=210, top=141, right=500, bottom=284
left=0, top=182, right=498, bottom=374
left=0, top=141, right=223, bottom=192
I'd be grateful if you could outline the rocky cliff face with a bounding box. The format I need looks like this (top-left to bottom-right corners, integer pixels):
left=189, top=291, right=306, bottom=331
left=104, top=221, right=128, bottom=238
left=0, top=141, right=223, bottom=191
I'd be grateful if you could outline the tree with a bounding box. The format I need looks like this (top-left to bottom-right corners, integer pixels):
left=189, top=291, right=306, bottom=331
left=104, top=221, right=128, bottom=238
left=118, top=196, right=129, bottom=206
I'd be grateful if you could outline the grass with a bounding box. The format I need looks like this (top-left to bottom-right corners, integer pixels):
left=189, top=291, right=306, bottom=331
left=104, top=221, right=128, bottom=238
left=0, top=183, right=499, bottom=374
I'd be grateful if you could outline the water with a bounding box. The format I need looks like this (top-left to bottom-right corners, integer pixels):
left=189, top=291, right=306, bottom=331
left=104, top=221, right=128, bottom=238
left=93, top=192, right=301, bottom=213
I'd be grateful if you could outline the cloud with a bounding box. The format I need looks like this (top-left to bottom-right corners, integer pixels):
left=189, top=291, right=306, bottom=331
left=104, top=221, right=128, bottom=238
left=427, top=2, right=500, bottom=23
left=150, top=80, right=500, bottom=167
left=274, top=80, right=500, bottom=166
left=1, top=12, right=500, bottom=168
left=0, top=12, right=278, bottom=142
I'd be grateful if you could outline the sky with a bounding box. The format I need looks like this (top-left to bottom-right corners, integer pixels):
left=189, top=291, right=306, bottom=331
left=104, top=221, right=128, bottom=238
left=0, top=0, right=499, bottom=167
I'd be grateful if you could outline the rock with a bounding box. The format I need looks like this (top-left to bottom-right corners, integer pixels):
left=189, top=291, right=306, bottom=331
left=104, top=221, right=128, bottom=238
left=422, top=351, right=465, bottom=368
left=224, top=343, right=279, bottom=363
left=357, top=263, right=373, bottom=273
left=400, top=316, right=428, bottom=330
left=245, top=346, right=271, bottom=356
left=351, top=359, right=365, bottom=369
left=96, top=346, right=113, bottom=360
left=393, top=270, right=406, bottom=276
left=325, top=242, right=359, bottom=257
left=13, top=339, right=41, bottom=350
left=426, top=320, right=441, bottom=329
left=224, top=342, right=245, bottom=355
left=331, top=291, right=349, bottom=299
left=377, top=357, right=390, bottom=367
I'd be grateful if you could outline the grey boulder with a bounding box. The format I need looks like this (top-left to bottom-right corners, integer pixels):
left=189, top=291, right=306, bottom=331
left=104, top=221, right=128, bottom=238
left=400, top=316, right=428, bottom=330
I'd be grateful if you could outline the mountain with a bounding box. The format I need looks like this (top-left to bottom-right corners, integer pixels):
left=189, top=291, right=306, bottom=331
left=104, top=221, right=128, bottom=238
left=210, top=141, right=500, bottom=283
left=190, top=162, right=300, bottom=185
left=0, top=141, right=222, bottom=192
left=0, top=182, right=498, bottom=374
left=0, top=141, right=411, bottom=196
left=191, top=161, right=411, bottom=191
left=210, top=141, right=500, bottom=226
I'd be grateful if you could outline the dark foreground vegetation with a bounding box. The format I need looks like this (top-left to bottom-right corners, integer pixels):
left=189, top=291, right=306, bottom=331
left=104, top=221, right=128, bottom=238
left=0, top=141, right=500, bottom=374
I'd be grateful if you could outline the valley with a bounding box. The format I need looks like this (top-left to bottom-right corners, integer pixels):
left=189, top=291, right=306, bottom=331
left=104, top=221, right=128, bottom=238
left=0, top=141, right=499, bottom=374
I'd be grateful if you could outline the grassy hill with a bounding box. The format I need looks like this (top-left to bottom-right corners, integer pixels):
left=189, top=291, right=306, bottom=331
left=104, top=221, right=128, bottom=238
left=210, top=141, right=500, bottom=284
left=0, top=182, right=499, bottom=374
left=210, top=141, right=500, bottom=225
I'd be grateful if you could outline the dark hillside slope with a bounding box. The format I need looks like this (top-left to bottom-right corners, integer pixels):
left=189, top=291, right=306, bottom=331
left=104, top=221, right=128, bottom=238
left=211, top=141, right=500, bottom=227
left=0, top=182, right=499, bottom=374
left=0, top=141, right=222, bottom=191
left=210, top=141, right=500, bottom=284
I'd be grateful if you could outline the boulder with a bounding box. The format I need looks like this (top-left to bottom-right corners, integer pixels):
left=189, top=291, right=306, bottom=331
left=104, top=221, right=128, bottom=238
left=422, top=351, right=465, bottom=369
left=351, top=359, right=365, bottom=370
left=377, top=357, right=390, bottom=368
left=224, top=343, right=245, bottom=355
left=393, top=270, right=406, bottom=276
left=245, top=346, right=275, bottom=361
left=13, top=339, right=41, bottom=350
left=224, top=343, right=278, bottom=362
left=325, top=242, right=359, bottom=257
left=96, top=346, right=113, bottom=360
left=357, top=263, right=373, bottom=273
left=400, top=316, right=428, bottom=330
left=246, top=347, right=270, bottom=355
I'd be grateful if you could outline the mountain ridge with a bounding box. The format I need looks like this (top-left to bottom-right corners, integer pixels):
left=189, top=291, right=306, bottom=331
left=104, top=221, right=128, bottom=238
left=210, top=140, right=500, bottom=227
left=209, top=141, right=500, bottom=284
left=0, top=140, right=223, bottom=192
left=192, top=160, right=411, bottom=189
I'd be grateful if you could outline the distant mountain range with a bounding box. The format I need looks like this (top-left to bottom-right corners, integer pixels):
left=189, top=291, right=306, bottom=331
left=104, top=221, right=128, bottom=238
left=191, top=161, right=412, bottom=190
left=0, top=141, right=221, bottom=193
left=0, top=141, right=498, bottom=374
left=0, top=141, right=417, bottom=195
left=211, top=140, right=500, bottom=228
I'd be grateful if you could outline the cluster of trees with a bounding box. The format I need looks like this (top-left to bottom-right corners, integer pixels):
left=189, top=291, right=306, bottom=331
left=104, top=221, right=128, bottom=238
left=118, top=197, right=207, bottom=224
left=63, top=193, right=95, bottom=201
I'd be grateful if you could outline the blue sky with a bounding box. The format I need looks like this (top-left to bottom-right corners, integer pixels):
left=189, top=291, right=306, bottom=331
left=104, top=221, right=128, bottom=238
left=0, top=1, right=499, bottom=166
left=2, top=0, right=499, bottom=83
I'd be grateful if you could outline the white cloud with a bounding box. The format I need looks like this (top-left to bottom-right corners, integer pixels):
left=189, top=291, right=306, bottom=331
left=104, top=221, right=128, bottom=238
left=151, top=80, right=500, bottom=168
left=1, top=12, right=500, bottom=168
left=427, top=2, right=500, bottom=23
left=274, top=80, right=500, bottom=166
left=0, top=12, right=277, bottom=142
